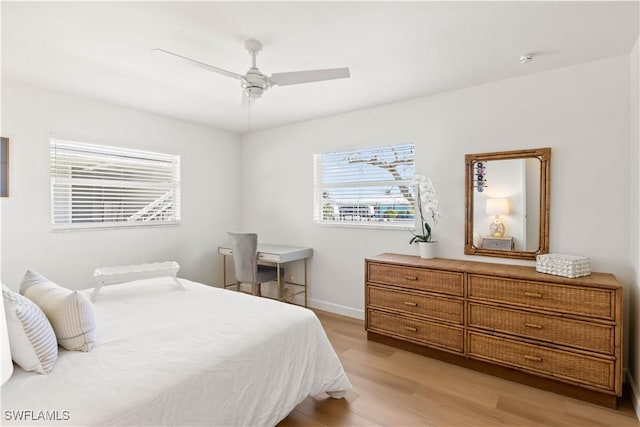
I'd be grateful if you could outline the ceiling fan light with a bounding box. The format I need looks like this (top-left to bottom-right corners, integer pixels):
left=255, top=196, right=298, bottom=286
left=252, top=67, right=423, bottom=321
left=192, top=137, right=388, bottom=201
left=245, top=87, right=263, bottom=98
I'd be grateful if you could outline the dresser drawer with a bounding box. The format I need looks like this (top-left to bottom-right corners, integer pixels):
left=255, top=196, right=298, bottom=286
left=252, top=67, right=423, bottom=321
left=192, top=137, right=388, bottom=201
left=468, top=275, right=614, bottom=319
left=468, top=332, right=615, bottom=391
left=367, top=263, right=464, bottom=296
left=469, top=304, right=614, bottom=355
left=368, top=286, right=463, bottom=324
left=367, top=309, right=464, bottom=353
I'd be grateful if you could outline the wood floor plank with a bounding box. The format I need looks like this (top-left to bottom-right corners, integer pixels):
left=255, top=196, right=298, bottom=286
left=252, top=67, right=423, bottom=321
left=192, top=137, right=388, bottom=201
left=563, top=389, right=639, bottom=427
left=340, top=350, right=421, bottom=395
left=345, top=367, right=432, bottom=418
left=278, top=309, right=639, bottom=427
left=385, top=349, right=503, bottom=409
left=277, top=409, right=327, bottom=427
left=495, top=394, right=599, bottom=427
left=349, top=392, right=434, bottom=427
left=285, top=391, right=375, bottom=427
left=328, top=331, right=396, bottom=358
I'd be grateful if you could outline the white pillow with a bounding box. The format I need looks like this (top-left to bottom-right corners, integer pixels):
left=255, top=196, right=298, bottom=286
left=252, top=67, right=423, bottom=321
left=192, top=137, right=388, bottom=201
left=2, top=284, right=58, bottom=374
left=20, top=271, right=96, bottom=352
left=1, top=284, right=14, bottom=384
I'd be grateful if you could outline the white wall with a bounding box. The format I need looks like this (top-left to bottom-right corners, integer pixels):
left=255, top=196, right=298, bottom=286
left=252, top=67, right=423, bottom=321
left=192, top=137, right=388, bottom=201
left=628, top=35, right=640, bottom=417
left=241, top=55, right=631, bottom=319
left=0, top=80, right=241, bottom=290
left=0, top=200, right=2, bottom=284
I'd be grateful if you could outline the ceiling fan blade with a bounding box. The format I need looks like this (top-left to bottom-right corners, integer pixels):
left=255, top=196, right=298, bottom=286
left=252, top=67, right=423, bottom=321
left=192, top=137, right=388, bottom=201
left=270, top=68, right=350, bottom=86
left=152, top=48, right=243, bottom=81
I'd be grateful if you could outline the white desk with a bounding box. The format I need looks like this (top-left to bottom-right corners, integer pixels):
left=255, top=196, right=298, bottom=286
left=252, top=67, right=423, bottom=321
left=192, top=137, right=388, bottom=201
left=218, top=244, right=313, bottom=307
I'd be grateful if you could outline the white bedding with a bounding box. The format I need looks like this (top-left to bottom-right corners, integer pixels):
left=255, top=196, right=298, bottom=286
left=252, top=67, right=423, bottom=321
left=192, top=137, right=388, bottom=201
left=1, top=278, right=351, bottom=426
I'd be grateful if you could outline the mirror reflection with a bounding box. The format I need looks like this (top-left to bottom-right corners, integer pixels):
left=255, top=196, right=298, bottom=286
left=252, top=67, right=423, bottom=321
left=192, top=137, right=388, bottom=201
left=465, top=148, right=550, bottom=260
left=472, top=158, right=541, bottom=252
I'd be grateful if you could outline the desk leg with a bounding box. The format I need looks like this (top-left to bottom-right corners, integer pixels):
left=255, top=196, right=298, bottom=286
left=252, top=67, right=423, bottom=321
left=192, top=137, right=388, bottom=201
left=222, top=254, right=227, bottom=289
left=304, top=258, right=308, bottom=308
left=277, top=263, right=282, bottom=300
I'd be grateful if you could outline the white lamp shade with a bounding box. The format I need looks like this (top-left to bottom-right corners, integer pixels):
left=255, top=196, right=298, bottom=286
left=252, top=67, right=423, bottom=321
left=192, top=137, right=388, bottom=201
left=486, top=198, right=510, bottom=215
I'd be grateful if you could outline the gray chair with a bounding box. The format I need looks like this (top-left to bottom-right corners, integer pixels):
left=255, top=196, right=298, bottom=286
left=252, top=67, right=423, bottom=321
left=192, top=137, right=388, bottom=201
left=227, top=232, right=281, bottom=297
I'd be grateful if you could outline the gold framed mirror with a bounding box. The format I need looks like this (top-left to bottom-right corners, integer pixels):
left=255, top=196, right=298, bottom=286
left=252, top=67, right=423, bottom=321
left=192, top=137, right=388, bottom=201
left=465, top=148, right=550, bottom=260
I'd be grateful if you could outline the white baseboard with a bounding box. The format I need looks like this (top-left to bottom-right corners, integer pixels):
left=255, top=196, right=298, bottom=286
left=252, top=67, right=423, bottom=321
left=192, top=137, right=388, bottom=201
left=308, top=298, right=364, bottom=320
left=627, top=371, right=640, bottom=421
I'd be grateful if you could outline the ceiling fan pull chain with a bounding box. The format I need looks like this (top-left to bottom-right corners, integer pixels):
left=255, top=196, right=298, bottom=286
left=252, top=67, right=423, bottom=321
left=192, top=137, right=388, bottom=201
left=247, top=96, right=251, bottom=131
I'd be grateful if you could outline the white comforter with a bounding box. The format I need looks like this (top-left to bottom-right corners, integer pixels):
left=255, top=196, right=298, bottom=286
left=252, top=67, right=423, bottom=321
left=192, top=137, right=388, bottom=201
left=1, top=279, right=351, bottom=426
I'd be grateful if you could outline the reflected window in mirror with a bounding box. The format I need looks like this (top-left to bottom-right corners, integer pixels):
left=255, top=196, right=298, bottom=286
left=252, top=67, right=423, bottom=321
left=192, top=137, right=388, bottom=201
left=465, top=148, right=550, bottom=260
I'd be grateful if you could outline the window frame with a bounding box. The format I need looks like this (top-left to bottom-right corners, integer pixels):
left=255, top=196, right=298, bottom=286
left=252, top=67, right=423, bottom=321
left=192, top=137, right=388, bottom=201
left=50, top=138, right=181, bottom=231
left=313, top=143, right=416, bottom=229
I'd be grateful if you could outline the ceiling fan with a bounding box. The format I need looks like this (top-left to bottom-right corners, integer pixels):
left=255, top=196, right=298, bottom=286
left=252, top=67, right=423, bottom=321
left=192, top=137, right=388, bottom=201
left=153, top=39, right=350, bottom=102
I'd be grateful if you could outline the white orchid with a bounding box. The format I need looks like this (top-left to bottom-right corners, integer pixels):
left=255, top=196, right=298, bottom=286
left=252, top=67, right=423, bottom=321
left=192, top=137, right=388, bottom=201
left=410, top=174, right=441, bottom=243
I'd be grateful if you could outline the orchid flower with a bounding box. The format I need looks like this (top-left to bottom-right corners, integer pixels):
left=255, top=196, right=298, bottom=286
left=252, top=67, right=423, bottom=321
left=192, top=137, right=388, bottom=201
left=410, top=174, right=441, bottom=243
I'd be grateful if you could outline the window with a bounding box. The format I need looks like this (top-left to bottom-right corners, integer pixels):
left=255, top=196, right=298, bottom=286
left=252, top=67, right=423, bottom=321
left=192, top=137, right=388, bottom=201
left=50, top=139, right=180, bottom=229
left=314, top=143, right=415, bottom=227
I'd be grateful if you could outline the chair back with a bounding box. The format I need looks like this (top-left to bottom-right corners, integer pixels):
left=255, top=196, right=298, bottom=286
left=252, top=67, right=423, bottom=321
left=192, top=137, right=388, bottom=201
left=228, top=232, right=258, bottom=284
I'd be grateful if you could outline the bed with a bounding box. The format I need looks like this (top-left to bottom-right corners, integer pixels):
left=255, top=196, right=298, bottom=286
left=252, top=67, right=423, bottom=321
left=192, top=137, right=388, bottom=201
left=1, top=277, right=351, bottom=426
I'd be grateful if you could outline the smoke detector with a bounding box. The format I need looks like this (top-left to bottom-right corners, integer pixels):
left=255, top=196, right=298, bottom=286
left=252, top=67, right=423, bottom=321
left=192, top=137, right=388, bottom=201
left=520, top=54, right=534, bottom=64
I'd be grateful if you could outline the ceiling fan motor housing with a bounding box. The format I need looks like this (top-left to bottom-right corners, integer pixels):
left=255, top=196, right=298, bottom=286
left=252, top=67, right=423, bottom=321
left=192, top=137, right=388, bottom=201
left=242, top=67, right=270, bottom=98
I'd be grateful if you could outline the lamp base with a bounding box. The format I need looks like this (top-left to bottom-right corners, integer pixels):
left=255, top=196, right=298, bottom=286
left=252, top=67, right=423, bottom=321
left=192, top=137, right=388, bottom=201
left=490, top=216, right=505, bottom=238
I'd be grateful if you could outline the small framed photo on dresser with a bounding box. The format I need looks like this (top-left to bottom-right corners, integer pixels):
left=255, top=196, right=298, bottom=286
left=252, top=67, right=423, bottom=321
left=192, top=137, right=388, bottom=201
left=1, top=137, right=8, bottom=197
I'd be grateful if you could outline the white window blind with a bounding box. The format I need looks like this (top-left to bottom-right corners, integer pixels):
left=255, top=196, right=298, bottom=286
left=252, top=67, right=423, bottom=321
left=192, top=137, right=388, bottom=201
left=50, top=139, right=180, bottom=229
left=314, top=143, right=415, bottom=227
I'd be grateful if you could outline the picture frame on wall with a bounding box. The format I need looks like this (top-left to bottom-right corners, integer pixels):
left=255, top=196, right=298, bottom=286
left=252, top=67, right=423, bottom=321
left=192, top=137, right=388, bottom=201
left=1, top=137, right=8, bottom=197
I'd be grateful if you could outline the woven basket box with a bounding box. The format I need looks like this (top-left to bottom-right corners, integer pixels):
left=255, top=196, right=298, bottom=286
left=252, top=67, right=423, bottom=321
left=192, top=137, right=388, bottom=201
left=536, top=254, right=591, bottom=278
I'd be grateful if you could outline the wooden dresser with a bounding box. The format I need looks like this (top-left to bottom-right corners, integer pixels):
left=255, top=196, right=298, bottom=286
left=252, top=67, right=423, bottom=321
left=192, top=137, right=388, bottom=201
left=365, top=254, right=623, bottom=407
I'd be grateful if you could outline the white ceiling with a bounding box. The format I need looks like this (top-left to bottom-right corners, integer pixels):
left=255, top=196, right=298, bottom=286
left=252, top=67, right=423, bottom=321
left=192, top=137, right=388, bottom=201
left=2, top=1, right=638, bottom=134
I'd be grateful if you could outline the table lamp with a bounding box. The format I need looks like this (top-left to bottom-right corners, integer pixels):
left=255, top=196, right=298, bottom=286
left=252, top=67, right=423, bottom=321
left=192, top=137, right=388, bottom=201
left=486, top=198, right=509, bottom=238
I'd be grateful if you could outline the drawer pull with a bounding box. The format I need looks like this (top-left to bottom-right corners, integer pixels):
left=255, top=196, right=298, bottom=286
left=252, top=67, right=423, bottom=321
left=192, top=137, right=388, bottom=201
left=404, top=326, right=418, bottom=332
left=523, top=355, right=542, bottom=362
left=404, top=276, right=418, bottom=281
left=524, top=292, right=543, bottom=298
left=524, top=322, right=543, bottom=329
left=404, top=301, right=418, bottom=307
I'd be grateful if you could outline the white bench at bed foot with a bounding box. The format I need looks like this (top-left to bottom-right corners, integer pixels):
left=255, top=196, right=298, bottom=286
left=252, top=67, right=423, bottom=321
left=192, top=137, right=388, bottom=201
left=91, top=261, right=184, bottom=301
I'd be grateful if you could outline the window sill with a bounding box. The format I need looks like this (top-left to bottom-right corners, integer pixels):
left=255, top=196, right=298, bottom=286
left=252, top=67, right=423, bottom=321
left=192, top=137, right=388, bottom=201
left=315, top=221, right=415, bottom=231
left=51, top=221, right=180, bottom=232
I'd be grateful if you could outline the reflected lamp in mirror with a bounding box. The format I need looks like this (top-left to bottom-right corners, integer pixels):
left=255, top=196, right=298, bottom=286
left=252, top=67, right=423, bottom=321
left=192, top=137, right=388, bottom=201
left=486, top=198, right=509, bottom=237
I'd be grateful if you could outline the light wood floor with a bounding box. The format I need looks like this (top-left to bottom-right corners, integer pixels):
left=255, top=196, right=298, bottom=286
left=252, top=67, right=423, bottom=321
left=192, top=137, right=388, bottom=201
left=278, top=310, right=639, bottom=427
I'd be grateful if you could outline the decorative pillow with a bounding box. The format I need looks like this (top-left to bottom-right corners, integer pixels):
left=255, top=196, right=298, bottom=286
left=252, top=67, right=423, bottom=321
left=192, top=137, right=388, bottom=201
left=20, top=271, right=96, bottom=352
left=1, top=284, right=14, bottom=384
left=2, top=284, right=58, bottom=374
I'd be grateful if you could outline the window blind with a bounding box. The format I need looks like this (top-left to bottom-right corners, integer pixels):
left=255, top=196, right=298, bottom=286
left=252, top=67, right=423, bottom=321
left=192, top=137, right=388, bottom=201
left=314, top=143, right=415, bottom=227
left=50, top=139, right=180, bottom=228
